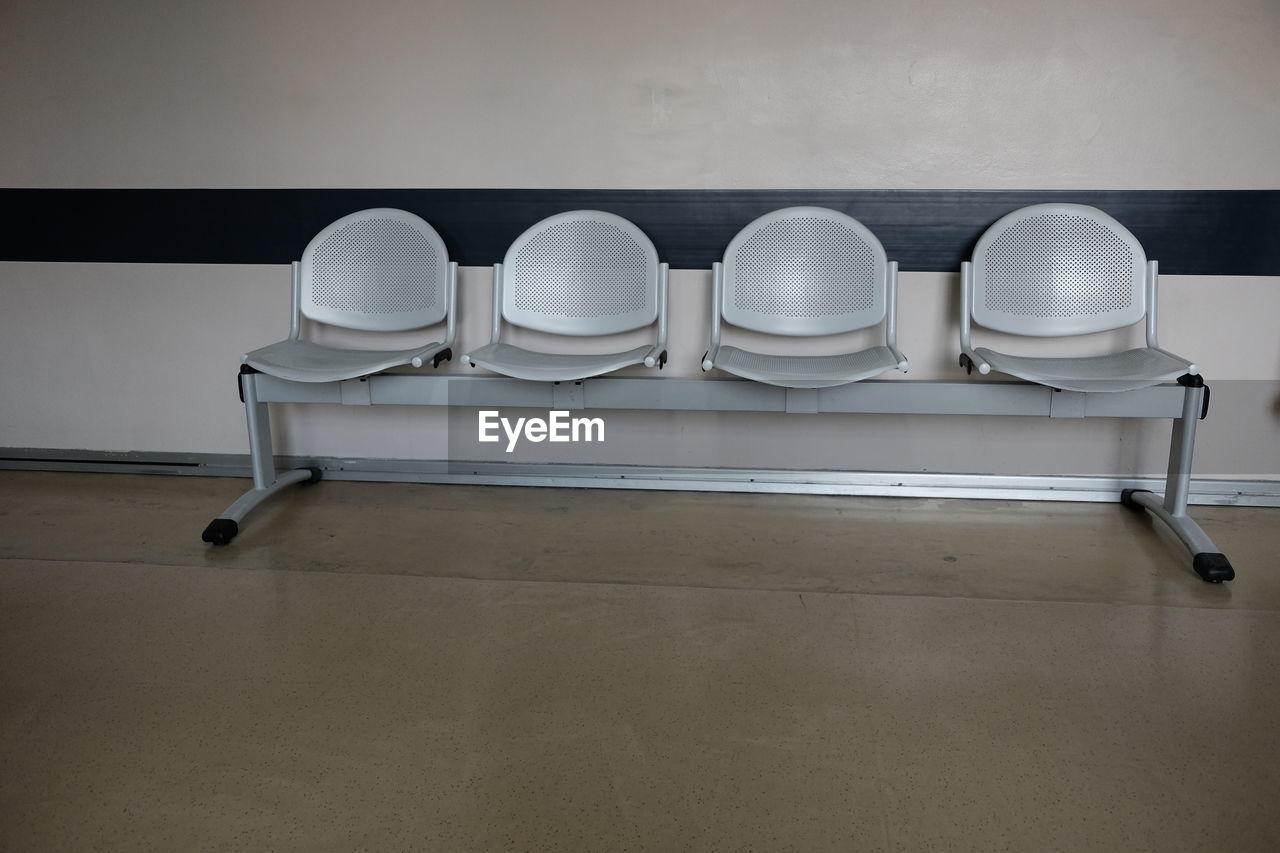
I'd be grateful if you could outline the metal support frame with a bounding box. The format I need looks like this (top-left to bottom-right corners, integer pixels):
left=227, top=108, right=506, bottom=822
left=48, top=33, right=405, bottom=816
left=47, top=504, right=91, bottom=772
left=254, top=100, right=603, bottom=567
left=1122, top=378, right=1234, bottom=582
left=200, top=371, right=318, bottom=546
left=203, top=372, right=1234, bottom=582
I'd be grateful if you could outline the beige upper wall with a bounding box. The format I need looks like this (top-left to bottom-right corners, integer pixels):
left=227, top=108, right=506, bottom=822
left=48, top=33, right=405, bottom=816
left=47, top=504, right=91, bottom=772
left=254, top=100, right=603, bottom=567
left=2, top=0, right=1278, bottom=189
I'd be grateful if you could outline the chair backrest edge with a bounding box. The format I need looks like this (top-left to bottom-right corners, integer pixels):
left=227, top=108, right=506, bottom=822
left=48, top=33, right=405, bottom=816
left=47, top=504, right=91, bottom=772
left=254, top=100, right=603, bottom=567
left=299, top=208, right=451, bottom=332
left=970, top=203, right=1148, bottom=337
left=720, top=206, right=889, bottom=336
left=499, top=210, right=662, bottom=337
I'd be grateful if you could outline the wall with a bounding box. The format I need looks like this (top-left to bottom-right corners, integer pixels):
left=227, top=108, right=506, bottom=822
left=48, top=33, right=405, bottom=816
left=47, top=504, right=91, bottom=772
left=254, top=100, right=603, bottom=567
left=2, top=0, right=1278, bottom=478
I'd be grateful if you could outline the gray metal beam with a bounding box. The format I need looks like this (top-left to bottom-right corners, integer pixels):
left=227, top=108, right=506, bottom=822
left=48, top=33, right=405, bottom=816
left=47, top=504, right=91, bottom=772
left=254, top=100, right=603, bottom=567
left=252, top=374, right=1187, bottom=419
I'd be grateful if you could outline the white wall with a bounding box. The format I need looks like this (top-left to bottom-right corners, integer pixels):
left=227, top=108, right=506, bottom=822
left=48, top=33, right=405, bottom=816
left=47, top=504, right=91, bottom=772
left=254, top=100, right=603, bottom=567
left=4, top=0, right=1279, bottom=190
left=1, top=0, right=1278, bottom=478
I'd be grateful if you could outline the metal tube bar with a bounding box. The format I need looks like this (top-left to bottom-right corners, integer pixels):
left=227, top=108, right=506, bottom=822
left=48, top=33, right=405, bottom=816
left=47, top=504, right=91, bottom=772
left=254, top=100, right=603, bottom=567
left=704, top=263, right=724, bottom=368
left=252, top=375, right=1187, bottom=418
left=223, top=468, right=315, bottom=522
left=288, top=262, right=302, bottom=340
left=1124, top=381, right=1233, bottom=581
left=242, top=372, right=277, bottom=490
left=1129, top=491, right=1219, bottom=554
left=1163, top=384, right=1203, bottom=516
left=489, top=263, right=503, bottom=344
left=1144, top=260, right=1158, bottom=348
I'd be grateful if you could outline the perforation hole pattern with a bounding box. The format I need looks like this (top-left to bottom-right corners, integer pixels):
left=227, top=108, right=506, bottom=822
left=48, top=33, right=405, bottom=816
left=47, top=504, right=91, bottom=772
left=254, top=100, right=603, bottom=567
left=310, top=219, right=440, bottom=314
left=983, top=214, right=1137, bottom=317
left=510, top=220, right=651, bottom=317
left=732, top=218, right=879, bottom=316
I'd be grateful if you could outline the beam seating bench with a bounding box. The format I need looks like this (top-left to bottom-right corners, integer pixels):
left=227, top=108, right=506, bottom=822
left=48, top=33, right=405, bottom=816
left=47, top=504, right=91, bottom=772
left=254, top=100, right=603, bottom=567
left=203, top=204, right=1235, bottom=584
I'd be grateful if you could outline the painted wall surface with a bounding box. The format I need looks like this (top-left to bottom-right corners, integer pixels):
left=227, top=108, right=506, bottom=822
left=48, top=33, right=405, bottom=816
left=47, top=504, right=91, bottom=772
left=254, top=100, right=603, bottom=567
left=1, top=0, right=1278, bottom=477
left=4, top=0, right=1279, bottom=190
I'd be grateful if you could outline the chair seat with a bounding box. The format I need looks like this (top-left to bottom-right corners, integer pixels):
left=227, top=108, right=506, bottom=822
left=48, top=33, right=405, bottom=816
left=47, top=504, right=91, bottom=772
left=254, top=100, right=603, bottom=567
left=710, top=345, right=902, bottom=388
left=976, top=346, right=1191, bottom=392
left=243, top=339, right=447, bottom=383
left=464, top=342, right=653, bottom=382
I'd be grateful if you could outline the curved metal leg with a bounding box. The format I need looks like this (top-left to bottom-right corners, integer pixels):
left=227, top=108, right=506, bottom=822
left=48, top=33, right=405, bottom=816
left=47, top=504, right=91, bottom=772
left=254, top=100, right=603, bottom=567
left=202, top=468, right=319, bottom=545
left=201, top=371, right=322, bottom=545
left=1121, top=382, right=1234, bottom=583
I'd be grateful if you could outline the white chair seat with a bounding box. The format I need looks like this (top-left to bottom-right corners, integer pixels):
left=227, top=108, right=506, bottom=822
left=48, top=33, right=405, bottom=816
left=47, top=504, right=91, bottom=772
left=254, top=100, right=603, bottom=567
left=243, top=339, right=448, bottom=383
left=464, top=342, right=653, bottom=382
left=711, top=344, right=902, bottom=388
left=976, top=346, right=1191, bottom=392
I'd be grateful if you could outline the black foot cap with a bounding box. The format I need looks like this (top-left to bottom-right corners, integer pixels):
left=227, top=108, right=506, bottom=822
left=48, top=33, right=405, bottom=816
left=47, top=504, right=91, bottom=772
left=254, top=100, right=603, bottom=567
left=202, top=518, right=239, bottom=546
left=1193, top=552, right=1235, bottom=583
left=1120, top=488, right=1152, bottom=510
left=303, top=466, right=323, bottom=485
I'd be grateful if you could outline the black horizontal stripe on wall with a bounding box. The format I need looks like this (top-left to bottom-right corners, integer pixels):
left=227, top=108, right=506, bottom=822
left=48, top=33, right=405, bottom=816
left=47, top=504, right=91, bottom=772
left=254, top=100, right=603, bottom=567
left=1, top=188, right=1277, bottom=275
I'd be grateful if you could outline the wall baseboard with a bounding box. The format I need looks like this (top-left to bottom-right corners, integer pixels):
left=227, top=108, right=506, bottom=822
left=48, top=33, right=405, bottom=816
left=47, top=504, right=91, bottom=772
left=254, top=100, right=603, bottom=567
left=2, top=448, right=1278, bottom=507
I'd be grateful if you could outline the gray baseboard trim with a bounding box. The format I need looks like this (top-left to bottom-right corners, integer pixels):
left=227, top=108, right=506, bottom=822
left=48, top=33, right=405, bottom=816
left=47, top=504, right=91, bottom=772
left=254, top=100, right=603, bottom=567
left=3, top=448, right=1278, bottom=506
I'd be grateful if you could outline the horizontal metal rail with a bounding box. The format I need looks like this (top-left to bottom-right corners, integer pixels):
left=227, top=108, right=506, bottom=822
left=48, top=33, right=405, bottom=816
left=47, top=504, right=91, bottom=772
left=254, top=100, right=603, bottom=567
left=253, top=375, right=1188, bottom=419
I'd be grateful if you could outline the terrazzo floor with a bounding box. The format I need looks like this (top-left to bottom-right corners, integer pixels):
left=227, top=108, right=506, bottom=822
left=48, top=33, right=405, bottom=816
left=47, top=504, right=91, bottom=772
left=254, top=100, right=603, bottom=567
left=2, top=471, right=1278, bottom=851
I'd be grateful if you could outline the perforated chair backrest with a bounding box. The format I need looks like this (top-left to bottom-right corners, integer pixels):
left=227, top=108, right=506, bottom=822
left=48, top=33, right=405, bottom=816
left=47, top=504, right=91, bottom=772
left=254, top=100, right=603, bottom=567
left=721, top=207, right=888, bottom=336
left=501, top=211, right=661, bottom=336
left=971, top=203, right=1147, bottom=337
left=299, top=208, right=450, bottom=332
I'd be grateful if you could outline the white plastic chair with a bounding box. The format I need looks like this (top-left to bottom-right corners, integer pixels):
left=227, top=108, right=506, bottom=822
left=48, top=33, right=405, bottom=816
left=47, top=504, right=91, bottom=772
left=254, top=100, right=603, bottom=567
left=462, top=210, right=668, bottom=381
left=702, top=206, right=908, bottom=388
left=205, top=208, right=456, bottom=547
left=243, top=208, right=456, bottom=382
left=959, top=203, right=1195, bottom=392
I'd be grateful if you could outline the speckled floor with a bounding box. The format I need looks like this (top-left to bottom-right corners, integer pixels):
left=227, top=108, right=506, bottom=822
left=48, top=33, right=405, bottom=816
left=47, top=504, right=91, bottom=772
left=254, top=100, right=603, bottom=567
left=2, top=471, right=1278, bottom=851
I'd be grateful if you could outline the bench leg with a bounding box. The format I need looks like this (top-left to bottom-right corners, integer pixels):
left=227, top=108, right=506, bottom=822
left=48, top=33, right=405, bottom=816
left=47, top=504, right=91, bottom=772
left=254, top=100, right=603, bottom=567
left=1121, top=382, right=1234, bottom=583
left=201, top=371, right=321, bottom=546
